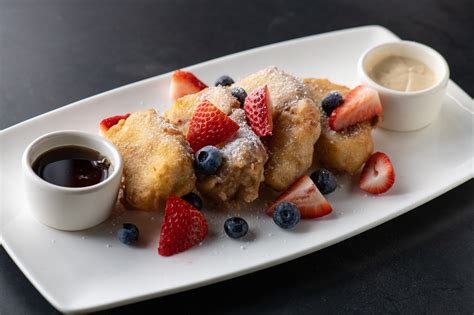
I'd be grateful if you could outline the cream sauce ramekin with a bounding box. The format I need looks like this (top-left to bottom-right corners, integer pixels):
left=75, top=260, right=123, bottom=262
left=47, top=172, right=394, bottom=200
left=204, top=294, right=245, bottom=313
left=358, top=41, right=449, bottom=131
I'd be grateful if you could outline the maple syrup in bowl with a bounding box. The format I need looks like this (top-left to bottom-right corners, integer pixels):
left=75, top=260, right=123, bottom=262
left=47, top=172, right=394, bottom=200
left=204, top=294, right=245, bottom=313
left=22, top=131, right=123, bottom=231
left=32, top=145, right=110, bottom=188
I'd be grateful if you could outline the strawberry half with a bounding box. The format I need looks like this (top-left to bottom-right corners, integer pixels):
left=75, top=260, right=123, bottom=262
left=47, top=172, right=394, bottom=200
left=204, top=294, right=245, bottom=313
left=244, top=85, right=273, bottom=137
left=158, top=196, right=208, bottom=257
left=359, top=152, right=395, bottom=194
left=99, top=113, right=131, bottom=133
left=329, top=85, right=382, bottom=131
left=169, top=70, right=208, bottom=101
left=186, top=100, right=240, bottom=152
left=266, top=175, right=332, bottom=219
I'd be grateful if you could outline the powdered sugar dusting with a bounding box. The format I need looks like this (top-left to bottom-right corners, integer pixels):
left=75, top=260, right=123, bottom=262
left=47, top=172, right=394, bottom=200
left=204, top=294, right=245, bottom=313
left=221, top=109, right=264, bottom=161
left=235, top=66, right=309, bottom=111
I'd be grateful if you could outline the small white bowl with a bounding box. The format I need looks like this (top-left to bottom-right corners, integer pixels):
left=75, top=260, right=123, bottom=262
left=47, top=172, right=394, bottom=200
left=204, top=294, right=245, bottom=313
left=22, top=131, right=123, bottom=231
left=358, top=41, right=449, bottom=131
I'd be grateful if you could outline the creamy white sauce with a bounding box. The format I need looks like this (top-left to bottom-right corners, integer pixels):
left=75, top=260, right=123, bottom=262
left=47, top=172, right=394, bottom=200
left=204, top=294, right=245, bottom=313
left=368, top=56, right=436, bottom=92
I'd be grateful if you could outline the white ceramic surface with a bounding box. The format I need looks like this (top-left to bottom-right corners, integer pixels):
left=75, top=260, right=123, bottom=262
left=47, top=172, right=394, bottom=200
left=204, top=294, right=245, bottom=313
left=22, top=131, right=123, bottom=231
left=358, top=41, right=450, bottom=131
left=0, top=26, right=473, bottom=313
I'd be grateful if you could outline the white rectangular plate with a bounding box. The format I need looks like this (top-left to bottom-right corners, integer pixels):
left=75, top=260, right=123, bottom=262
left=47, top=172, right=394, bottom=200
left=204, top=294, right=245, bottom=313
left=1, top=26, right=473, bottom=313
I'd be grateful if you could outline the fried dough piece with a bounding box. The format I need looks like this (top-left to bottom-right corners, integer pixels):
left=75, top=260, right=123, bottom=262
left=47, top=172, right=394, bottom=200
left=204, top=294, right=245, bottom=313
left=264, top=98, right=321, bottom=191
left=235, top=67, right=320, bottom=191
left=104, top=109, right=196, bottom=211
left=304, top=78, right=374, bottom=174
left=164, top=86, right=240, bottom=135
left=196, top=109, right=268, bottom=206
left=234, top=66, right=308, bottom=113
left=316, top=120, right=374, bottom=174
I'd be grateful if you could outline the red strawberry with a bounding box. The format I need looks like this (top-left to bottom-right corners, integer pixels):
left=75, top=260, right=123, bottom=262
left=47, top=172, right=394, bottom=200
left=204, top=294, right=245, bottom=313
left=99, top=113, right=131, bottom=133
left=244, top=85, right=273, bottom=137
left=169, top=70, right=208, bottom=100
left=359, top=152, right=395, bottom=194
left=158, top=196, right=208, bottom=257
left=266, top=175, right=332, bottom=219
left=329, top=85, right=382, bottom=131
left=186, top=100, right=240, bottom=152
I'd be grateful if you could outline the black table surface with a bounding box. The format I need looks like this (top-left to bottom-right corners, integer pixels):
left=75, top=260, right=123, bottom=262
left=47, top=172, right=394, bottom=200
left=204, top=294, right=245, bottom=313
left=1, top=0, right=473, bottom=314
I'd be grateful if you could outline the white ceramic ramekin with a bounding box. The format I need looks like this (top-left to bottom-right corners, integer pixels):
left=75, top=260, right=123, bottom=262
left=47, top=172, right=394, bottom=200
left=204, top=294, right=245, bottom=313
left=22, top=131, right=123, bottom=231
left=358, top=41, right=450, bottom=131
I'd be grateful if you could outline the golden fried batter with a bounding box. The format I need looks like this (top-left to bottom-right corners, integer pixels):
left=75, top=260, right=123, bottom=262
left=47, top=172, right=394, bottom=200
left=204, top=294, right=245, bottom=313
left=234, top=66, right=308, bottom=113
left=304, top=78, right=374, bottom=174
left=196, top=109, right=268, bottom=206
left=104, top=109, right=196, bottom=211
left=235, top=67, right=321, bottom=191
left=164, top=86, right=240, bottom=135
left=264, top=98, right=321, bottom=191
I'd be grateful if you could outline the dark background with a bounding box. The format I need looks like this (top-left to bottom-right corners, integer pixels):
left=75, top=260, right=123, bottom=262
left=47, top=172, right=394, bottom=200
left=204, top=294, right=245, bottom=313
left=1, top=0, right=473, bottom=314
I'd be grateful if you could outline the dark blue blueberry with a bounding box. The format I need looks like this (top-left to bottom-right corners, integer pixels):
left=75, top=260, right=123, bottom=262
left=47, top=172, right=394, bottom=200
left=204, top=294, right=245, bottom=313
left=231, top=86, right=247, bottom=106
left=195, top=146, right=222, bottom=175
left=214, top=75, right=234, bottom=87
left=310, top=169, right=337, bottom=194
left=273, top=202, right=300, bottom=229
left=224, top=217, right=249, bottom=239
left=117, top=223, right=139, bottom=245
left=182, top=192, right=203, bottom=210
left=321, top=91, right=344, bottom=116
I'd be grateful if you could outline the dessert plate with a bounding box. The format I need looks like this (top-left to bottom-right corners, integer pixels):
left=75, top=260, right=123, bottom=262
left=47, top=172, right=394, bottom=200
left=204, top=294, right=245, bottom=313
left=1, top=25, right=473, bottom=313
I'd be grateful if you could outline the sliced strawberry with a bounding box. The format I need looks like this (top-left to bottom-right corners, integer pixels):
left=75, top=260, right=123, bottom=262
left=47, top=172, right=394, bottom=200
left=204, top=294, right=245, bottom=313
left=329, top=85, right=382, bottom=131
left=186, top=100, right=240, bottom=152
left=158, top=196, right=208, bottom=257
left=169, top=70, right=208, bottom=100
left=359, top=152, right=395, bottom=194
left=99, top=113, right=131, bottom=133
left=266, top=175, right=332, bottom=219
left=244, top=85, right=273, bottom=137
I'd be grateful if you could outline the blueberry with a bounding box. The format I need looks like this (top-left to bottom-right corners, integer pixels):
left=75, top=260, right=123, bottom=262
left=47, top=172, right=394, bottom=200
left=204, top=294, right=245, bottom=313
left=273, top=202, right=300, bottom=229
left=230, top=86, right=247, bottom=106
left=182, top=192, right=203, bottom=210
left=321, top=91, right=343, bottom=115
left=195, top=146, right=223, bottom=175
left=215, top=75, right=234, bottom=87
left=310, top=169, right=337, bottom=194
left=224, top=217, right=249, bottom=239
left=117, top=223, right=139, bottom=245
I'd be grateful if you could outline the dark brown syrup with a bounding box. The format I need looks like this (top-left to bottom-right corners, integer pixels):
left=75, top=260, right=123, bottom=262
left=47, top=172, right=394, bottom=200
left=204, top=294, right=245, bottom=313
left=32, top=145, right=110, bottom=188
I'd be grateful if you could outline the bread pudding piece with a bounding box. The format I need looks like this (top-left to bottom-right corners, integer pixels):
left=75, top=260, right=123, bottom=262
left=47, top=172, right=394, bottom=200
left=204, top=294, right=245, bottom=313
left=235, top=66, right=321, bottom=191
left=234, top=66, right=309, bottom=113
left=104, top=109, right=196, bottom=211
left=304, top=78, right=375, bottom=174
left=264, top=98, right=321, bottom=191
left=164, top=86, right=240, bottom=135
left=196, top=109, right=268, bottom=206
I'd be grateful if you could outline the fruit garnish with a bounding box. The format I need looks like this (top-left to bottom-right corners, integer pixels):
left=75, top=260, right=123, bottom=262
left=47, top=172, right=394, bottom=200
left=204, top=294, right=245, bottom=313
left=181, top=192, right=203, bottom=210
left=266, top=175, right=332, bottom=219
left=359, top=152, right=395, bottom=194
left=310, top=169, right=338, bottom=195
left=195, top=145, right=223, bottom=175
left=230, top=86, right=247, bottom=107
left=99, top=113, right=131, bottom=133
left=224, top=217, right=249, bottom=239
left=329, top=85, right=382, bottom=131
left=321, top=91, right=344, bottom=116
left=272, top=202, right=301, bottom=229
left=158, top=196, right=208, bottom=257
left=244, top=85, right=273, bottom=137
left=169, top=69, right=208, bottom=101
left=214, top=75, right=235, bottom=87
left=117, top=223, right=139, bottom=245
left=186, top=100, right=240, bottom=152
